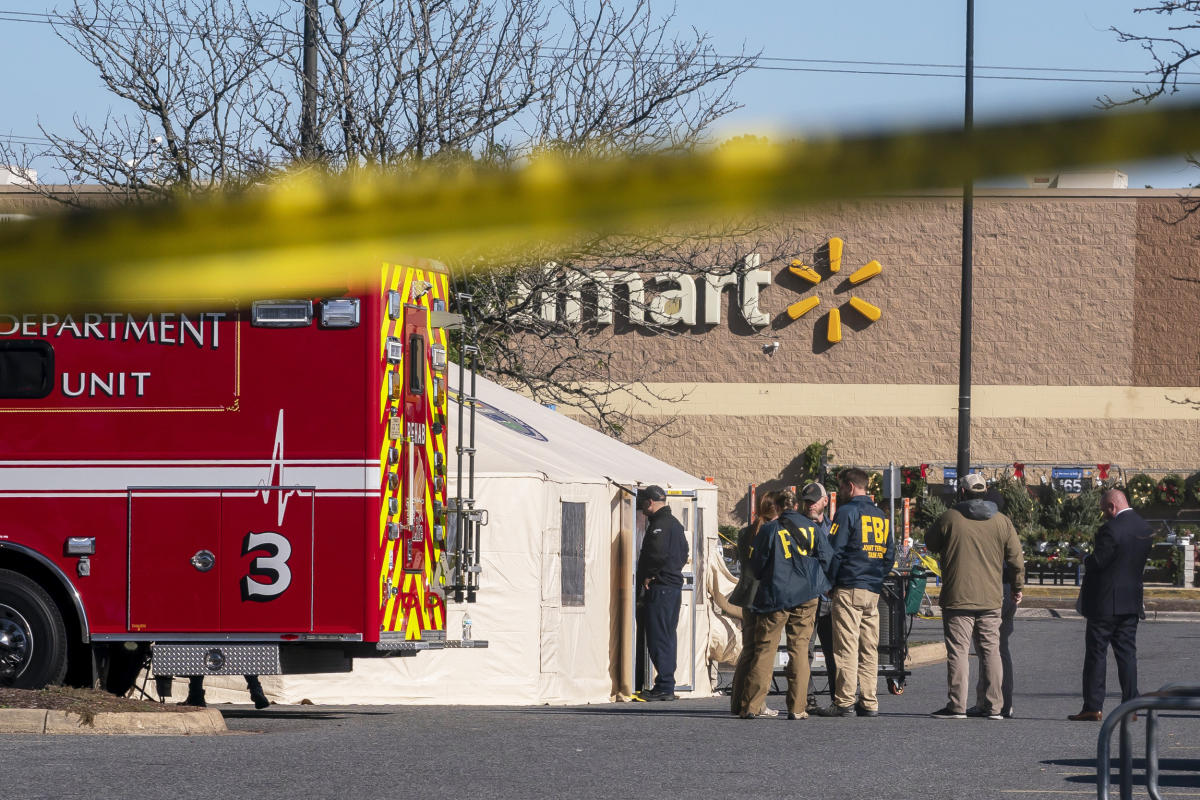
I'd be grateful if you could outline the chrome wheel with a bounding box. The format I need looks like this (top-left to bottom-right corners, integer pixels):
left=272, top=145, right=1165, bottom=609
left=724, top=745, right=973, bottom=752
left=0, top=603, right=33, bottom=683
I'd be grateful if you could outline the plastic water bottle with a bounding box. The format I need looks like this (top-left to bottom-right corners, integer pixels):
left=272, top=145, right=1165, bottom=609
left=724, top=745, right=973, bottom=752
left=462, top=612, right=473, bottom=643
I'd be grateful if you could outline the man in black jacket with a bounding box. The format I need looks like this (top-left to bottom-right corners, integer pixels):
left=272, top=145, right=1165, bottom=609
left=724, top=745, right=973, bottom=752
left=635, top=485, right=689, bottom=701
left=1069, top=488, right=1153, bottom=721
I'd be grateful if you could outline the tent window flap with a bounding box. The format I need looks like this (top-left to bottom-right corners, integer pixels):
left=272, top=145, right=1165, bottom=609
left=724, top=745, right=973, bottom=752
left=560, top=501, right=586, bottom=607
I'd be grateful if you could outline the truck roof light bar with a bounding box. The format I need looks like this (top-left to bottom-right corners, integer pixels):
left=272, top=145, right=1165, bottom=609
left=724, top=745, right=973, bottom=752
left=251, top=300, right=313, bottom=328
left=319, top=298, right=360, bottom=328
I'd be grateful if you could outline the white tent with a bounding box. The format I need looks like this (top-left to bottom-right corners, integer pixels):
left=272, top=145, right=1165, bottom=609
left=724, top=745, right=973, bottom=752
left=262, top=367, right=721, bottom=705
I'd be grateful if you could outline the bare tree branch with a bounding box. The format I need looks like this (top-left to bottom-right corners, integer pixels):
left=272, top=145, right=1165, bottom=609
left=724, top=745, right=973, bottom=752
left=1103, top=2, right=1200, bottom=108
left=1107, top=4, right=1200, bottom=216
left=22, top=0, right=756, bottom=441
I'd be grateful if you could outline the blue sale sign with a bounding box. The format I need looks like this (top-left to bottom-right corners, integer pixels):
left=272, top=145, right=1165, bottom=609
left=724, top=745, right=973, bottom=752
left=1051, top=467, right=1092, bottom=493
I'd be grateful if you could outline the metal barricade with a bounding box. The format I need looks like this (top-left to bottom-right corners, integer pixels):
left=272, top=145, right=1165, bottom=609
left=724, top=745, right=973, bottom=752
left=1096, top=682, right=1200, bottom=800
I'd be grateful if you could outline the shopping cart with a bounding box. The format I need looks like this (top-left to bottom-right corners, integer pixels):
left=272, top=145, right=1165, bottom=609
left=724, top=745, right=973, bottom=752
left=775, top=569, right=919, bottom=696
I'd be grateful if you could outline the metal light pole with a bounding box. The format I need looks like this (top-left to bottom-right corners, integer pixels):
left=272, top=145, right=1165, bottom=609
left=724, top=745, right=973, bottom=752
left=955, top=0, right=975, bottom=497
left=300, top=0, right=318, bottom=161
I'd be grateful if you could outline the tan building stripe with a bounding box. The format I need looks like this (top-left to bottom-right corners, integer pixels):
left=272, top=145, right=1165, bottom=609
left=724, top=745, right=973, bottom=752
left=563, top=383, right=1200, bottom=420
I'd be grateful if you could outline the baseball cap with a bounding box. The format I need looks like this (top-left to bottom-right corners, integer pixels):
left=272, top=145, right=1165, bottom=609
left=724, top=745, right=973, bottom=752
left=637, top=485, right=667, bottom=510
left=962, top=473, right=987, bottom=493
left=800, top=482, right=827, bottom=503
left=641, top=485, right=667, bottom=501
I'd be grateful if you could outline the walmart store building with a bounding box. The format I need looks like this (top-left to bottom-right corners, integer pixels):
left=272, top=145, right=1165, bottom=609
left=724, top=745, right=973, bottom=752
left=4, top=181, right=1199, bottom=525
left=558, top=185, right=1200, bottom=524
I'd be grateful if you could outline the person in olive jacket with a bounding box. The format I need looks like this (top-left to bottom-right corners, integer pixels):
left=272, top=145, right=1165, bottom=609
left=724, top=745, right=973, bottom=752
left=740, top=490, right=833, bottom=720
left=816, top=468, right=895, bottom=718
left=924, top=473, right=1025, bottom=720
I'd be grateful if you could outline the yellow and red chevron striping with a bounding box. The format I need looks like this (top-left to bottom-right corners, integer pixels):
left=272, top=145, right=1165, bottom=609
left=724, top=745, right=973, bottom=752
left=376, top=264, right=448, bottom=638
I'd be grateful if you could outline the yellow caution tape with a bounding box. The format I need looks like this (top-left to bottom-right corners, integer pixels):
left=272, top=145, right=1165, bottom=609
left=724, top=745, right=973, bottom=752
left=1, top=104, right=1199, bottom=309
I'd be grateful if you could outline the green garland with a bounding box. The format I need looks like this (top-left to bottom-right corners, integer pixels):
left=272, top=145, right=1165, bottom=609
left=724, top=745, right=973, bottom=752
left=800, top=441, right=832, bottom=483
left=1125, top=474, right=1156, bottom=509
left=899, top=466, right=926, bottom=499
left=823, top=473, right=840, bottom=496
left=1187, top=472, right=1200, bottom=506
left=1038, top=484, right=1067, bottom=530
left=867, top=471, right=884, bottom=502
left=1157, top=474, right=1186, bottom=507
left=914, top=493, right=947, bottom=531
left=996, top=477, right=1036, bottom=534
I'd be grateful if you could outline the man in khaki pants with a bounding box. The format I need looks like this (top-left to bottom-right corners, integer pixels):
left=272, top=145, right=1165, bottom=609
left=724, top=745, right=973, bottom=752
left=816, top=468, right=895, bottom=718
left=925, top=473, right=1025, bottom=719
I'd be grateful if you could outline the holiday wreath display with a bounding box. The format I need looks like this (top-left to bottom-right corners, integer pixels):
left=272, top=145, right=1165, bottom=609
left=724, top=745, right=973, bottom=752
left=1157, top=474, right=1187, bottom=507
left=776, top=445, right=1200, bottom=582
left=1126, top=474, right=1156, bottom=510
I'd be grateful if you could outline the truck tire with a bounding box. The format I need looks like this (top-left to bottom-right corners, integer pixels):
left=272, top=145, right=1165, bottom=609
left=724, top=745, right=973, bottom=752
left=0, top=569, right=68, bottom=688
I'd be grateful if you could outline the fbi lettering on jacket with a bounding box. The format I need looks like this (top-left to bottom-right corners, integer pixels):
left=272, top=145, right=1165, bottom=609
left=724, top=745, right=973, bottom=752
left=861, top=516, right=890, bottom=558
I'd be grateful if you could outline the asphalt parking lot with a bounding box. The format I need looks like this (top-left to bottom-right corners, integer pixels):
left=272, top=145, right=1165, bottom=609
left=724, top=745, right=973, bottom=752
left=4, top=618, right=1198, bottom=800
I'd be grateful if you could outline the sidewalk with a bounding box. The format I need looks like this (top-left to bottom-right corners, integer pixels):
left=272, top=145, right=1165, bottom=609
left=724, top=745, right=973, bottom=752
left=1014, top=606, right=1200, bottom=622
left=926, top=582, right=1200, bottom=620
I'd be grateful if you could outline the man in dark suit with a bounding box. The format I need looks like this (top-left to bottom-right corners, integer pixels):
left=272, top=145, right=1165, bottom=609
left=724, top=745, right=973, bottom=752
left=1069, top=488, right=1154, bottom=721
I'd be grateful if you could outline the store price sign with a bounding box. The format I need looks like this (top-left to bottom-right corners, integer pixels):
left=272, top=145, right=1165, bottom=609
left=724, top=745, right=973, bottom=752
left=1051, top=467, right=1093, bottom=493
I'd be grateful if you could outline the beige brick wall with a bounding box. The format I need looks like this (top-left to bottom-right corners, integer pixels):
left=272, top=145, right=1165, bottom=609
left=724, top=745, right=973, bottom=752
left=590, top=195, right=1144, bottom=386
left=1134, top=199, right=1200, bottom=386
left=562, top=193, right=1200, bottom=524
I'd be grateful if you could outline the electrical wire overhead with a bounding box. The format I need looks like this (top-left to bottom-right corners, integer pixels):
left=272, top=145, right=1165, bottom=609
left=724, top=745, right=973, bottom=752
left=0, top=8, right=1190, bottom=86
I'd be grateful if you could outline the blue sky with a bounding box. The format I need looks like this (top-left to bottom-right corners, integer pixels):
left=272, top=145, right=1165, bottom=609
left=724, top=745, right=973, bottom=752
left=1, top=0, right=1196, bottom=186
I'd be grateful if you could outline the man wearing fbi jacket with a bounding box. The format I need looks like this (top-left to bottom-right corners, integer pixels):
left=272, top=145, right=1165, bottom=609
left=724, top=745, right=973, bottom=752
left=816, top=468, right=895, bottom=718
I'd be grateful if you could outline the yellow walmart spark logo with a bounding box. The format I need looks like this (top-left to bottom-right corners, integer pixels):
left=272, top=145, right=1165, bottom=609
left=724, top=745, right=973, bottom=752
left=786, top=237, right=882, bottom=344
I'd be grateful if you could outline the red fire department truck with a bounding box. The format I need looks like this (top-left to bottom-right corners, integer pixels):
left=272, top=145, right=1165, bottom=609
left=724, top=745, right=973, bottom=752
left=0, top=260, right=484, bottom=691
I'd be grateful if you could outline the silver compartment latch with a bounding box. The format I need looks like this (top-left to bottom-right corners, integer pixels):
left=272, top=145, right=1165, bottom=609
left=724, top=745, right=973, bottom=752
left=190, top=550, right=216, bottom=572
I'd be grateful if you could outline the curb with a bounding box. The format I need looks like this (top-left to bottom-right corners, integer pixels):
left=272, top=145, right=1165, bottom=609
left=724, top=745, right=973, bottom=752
left=0, top=708, right=227, bottom=735
left=1015, top=607, right=1200, bottom=623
